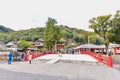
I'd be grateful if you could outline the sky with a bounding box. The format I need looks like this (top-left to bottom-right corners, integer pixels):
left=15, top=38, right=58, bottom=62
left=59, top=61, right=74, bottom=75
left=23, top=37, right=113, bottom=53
left=0, top=0, right=120, bottom=31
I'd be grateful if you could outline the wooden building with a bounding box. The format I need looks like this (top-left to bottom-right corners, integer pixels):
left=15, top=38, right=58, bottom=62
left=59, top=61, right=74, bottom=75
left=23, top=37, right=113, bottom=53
left=113, top=45, right=120, bottom=55
left=74, top=44, right=106, bottom=54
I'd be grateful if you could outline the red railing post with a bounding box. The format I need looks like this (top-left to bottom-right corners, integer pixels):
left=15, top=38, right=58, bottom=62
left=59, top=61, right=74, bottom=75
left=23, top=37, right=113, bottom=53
left=83, top=51, right=113, bottom=68
left=98, top=53, right=102, bottom=62
left=24, top=54, right=28, bottom=61
left=108, top=56, right=113, bottom=68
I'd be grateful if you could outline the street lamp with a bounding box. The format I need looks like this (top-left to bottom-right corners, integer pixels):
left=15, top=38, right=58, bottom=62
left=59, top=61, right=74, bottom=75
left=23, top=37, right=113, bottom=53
left=55, top=41, right=57, bottom=52
left=88, top=36, right=90, bottom=51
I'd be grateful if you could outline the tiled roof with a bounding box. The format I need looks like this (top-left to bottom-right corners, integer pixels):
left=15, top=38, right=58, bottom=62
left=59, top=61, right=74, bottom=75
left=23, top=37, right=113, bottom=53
left=6, top=42, right=14, bottom=45
left=74, top=44, right=105, bottom=49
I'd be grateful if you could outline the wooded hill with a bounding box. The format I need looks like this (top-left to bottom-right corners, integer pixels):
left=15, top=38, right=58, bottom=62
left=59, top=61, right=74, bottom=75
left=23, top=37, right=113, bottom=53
left=0, top=25, right=101, bottom=45
left=0, top=25, right=13, bottom=32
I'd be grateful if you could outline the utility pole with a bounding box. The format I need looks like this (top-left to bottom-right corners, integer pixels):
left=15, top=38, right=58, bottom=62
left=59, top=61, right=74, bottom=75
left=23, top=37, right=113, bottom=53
left=54, top=41, right=57, bottom=52
left=88, top=36, right=90, bottom=51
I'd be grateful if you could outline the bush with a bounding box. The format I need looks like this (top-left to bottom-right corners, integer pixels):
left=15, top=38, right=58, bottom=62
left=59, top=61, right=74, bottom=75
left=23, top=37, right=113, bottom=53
left=38, top=49, right=42, bottom=52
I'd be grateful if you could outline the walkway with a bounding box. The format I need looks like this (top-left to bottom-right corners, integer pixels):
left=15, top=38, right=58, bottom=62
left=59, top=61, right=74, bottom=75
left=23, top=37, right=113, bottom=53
left=35, top=54, right=98, bottom=62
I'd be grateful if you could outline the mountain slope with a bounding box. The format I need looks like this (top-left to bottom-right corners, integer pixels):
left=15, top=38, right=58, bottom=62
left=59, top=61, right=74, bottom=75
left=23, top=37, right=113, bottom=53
left=0, top=26, right=89, bottom=43
left=0, top=25, right=14, bottom=32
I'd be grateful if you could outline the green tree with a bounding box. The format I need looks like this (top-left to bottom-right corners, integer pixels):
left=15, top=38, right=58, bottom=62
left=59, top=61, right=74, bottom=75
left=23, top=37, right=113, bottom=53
left=73, top=36, right=84, bottom=45
left=95, top=38, right=101, bottom=45
left=88, top=35, right=103, bottom=45
left=44, top=17, right=62, bottom=51
left=109, top=10, right=120, bottom=43
left=66, top=33, right=73, bottom=39
left=89, top=14, right=112, bottom=54
left=19, top=40, right=34, bottom=51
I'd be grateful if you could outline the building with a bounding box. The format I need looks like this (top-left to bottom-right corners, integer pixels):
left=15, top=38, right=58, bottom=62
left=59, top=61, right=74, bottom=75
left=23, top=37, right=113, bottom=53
left=29, top=39, right=44, bottom=50
left=57, top=44, right=64, bottom=50
left=113, top=45, right=120, bottom=55
left=74, top=44, right=106, bottom=54
left=5, top=42, right=18, bottom=51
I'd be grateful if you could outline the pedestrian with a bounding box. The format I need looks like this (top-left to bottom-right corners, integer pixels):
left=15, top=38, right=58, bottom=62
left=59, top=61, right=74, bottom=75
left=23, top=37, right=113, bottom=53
left=27, top=50, right=32, bottom=64
left=72, top=49, right=74, bottom=55
left=29, top=53, right=32, bottom=64
left=58, top=50, right=62, bottom=57
left=43, top=50, right=46, bottom=55
left=8, top=51, right=13, bottom=64
left=21, top=53, right=24, bottom=61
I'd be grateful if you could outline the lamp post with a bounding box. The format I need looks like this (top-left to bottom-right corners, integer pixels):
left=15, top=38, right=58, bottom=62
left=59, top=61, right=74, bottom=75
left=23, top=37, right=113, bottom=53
left=55, top=41, right=57, bottom=52
left=88, top=36, right=90, bottom=51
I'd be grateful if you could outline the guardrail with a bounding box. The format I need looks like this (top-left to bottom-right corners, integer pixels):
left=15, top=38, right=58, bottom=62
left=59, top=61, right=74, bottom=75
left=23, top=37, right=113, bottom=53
left=24, top=51, right=57, bottom=61
left=81, top=51, right=113, bottom=68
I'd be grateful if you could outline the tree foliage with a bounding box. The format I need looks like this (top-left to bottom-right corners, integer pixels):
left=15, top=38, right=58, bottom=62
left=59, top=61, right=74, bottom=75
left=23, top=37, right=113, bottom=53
left=0, top=27, right=44, bottom=43
left=90, top=36, right=102, bottom=45
left=19, top=40, right=34, bottom=51
left=109, top=10, right=120, bottom=43
left=89, top=10, right=120, bottom=45
left=73, top=36, right=85, bottom=45
left=89, top=14, right=112, bottom=49
left=44, top=17, right=62, bottom=51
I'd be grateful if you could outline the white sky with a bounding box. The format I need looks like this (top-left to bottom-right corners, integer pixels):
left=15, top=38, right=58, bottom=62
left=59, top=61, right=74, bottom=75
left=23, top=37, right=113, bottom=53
left=0, top=0, right=120, bottom=31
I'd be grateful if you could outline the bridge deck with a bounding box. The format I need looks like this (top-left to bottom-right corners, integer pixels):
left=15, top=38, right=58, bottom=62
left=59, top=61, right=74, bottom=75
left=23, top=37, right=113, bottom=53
left=35, top=54, right=98, bottom=62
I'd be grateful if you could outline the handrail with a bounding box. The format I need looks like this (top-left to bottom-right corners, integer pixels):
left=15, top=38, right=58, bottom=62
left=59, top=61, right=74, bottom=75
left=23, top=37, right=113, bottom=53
left=24, top=51, right=57, bottom=61
left=81, top=51, right=113, bottom=68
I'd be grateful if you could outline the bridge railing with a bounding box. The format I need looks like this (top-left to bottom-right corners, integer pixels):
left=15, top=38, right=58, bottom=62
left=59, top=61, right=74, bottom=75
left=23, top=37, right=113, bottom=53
left=81, top=51, right=113, bottom=68
left=24, top=51, right=57, bottom=61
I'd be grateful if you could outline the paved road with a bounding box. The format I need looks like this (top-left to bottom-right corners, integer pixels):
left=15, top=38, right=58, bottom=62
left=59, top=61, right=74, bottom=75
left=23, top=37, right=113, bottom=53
left=0, top=61, right=120, bottom=80
left=0, top=60, right=7, bottom=64
left=113, top=62, right=120, bottom=72
left=0, top=54, right=120, bottom=80
left=0, top=68, right=68, bottom=80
